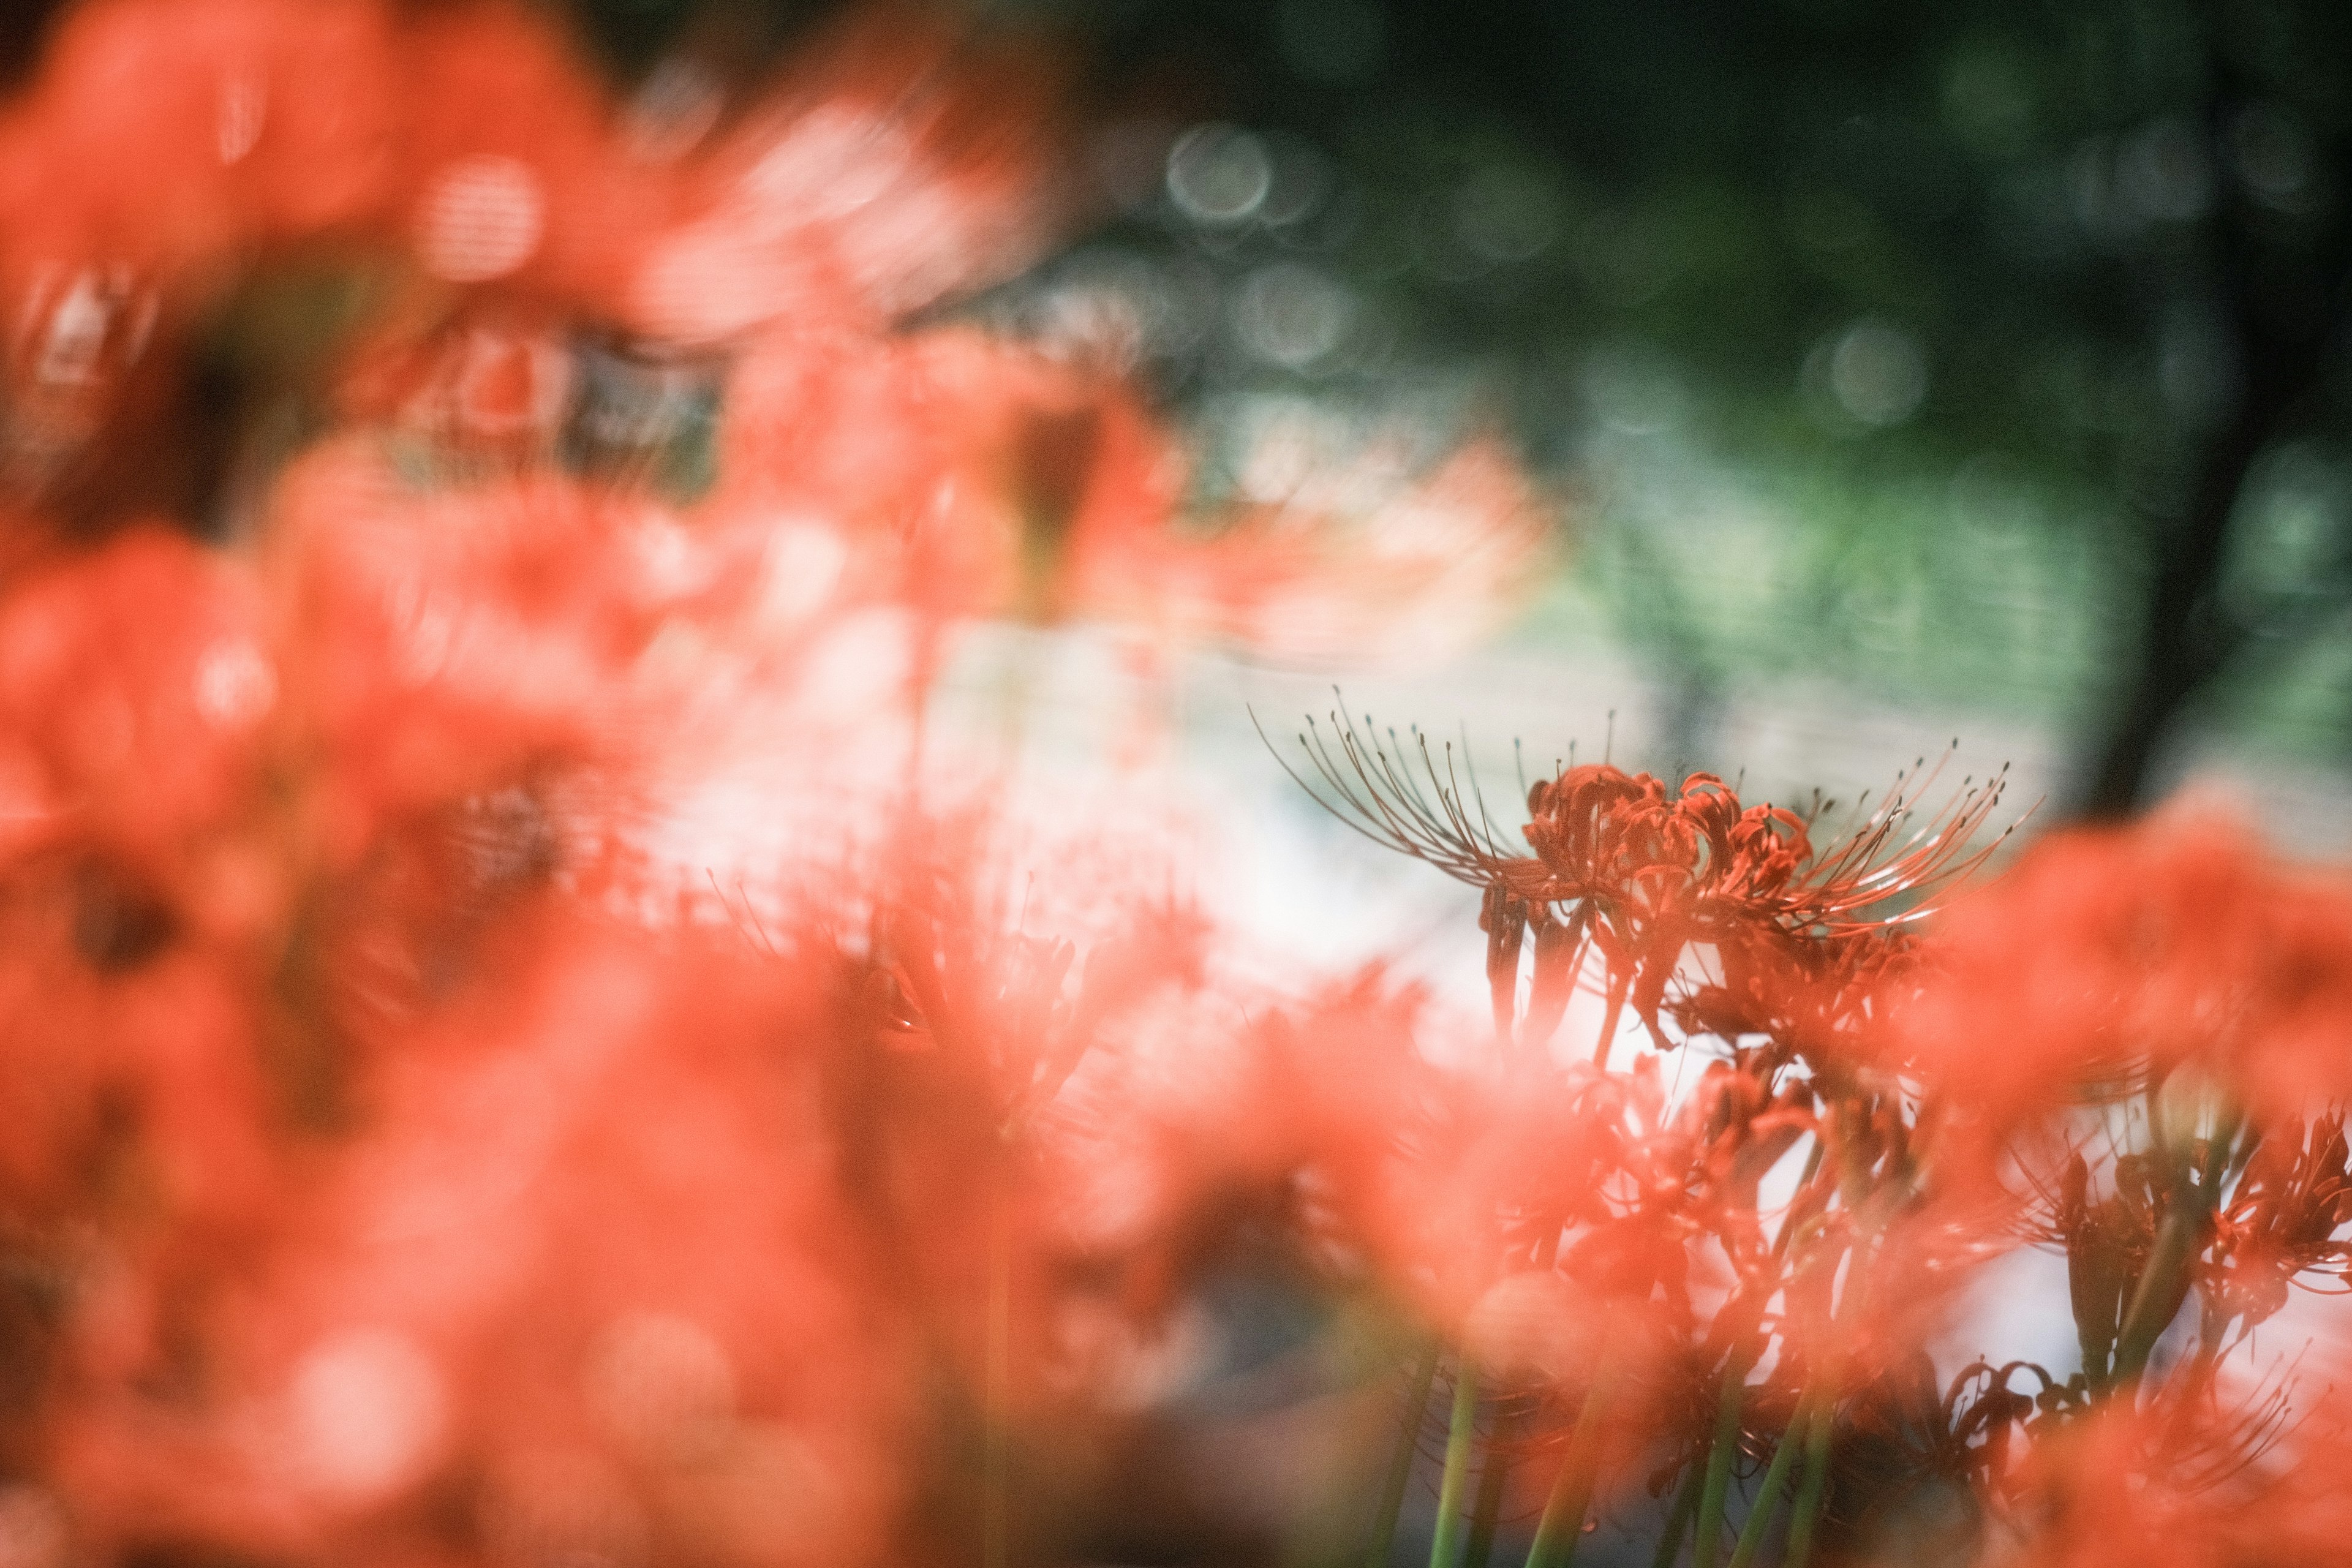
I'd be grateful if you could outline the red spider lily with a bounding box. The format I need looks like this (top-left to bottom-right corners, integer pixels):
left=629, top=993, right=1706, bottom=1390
left=1520, top=758, right=2007, bottom=938
left=260, top=447, right=696, bottom=852
left=1275, top=712, right=2009, bottom=1050
left=0, top=0, right=398, bottom=286
left=1981, top=1371, right=2352, bottom=1568
left=1265, top=712, right=2015, bottom=1561
left=1511, top=761, right=2005, bottom=1040
left=1671, top=923, right=1919, bottom=1085
left=2198, top=1114, right=2352, bottom=1339
left=1900, top=810, right=2352, bottom=1137
left=1998, top=1137, right=2277, bottom=1400
left=42, top=911, right=904, bottom=1568
left=0, top=527, right=276, bottom=907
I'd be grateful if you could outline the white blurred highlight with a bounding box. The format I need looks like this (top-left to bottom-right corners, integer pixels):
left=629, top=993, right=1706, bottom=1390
left=418, top=156, right=546, bottom=283
left=285, top=1327, right=450, bottom=1499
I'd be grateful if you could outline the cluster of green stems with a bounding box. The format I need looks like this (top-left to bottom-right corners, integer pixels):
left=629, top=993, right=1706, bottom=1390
left=1364, top=1321, right=1839, bottom=1568
left=1385, top=1061, right=2051, bottom=1568
left=1366, top=1078, right=2255, bottom=1568
left=1370, top=1137, right=1850, bottom=1568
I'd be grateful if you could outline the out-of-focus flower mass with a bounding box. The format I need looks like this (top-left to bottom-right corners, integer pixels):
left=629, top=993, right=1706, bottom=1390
left=0, top=4, right=2346, bottom=1568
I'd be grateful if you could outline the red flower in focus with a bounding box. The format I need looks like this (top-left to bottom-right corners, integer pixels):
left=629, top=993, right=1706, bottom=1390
left=1281, top=715, right=2006, bottom=1050
left=2203, top=1113, right=2352, bottom=1331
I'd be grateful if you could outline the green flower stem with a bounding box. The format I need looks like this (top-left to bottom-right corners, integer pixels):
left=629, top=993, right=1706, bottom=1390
left=1781, top=1395, right=1836, bottom=1568
left=1725, top=1392, right=1811, bottom=1568
left=1772, top=1140, right=1828, bottom=1261
left=1367, top=1338, right=1443, bottom=1568
left=1463, top=1404, right=1523, bottom=1568
left=2124, top=1102, right=2245, bottom=1384
left=1521, top=1344, right=1622, bottom=1568
left=1670, top=1122, right=1817, bottom=1568
left=1429, top=1358, right=1483, bottom=1568
left=1649, top=1461, right=1703, bottom=1568
left=982, top=1169, right=1013, bottom=1568
left=1691, top=1350, right=1752, bottom=1568
left=2113, top=1205, right=2199, bottom=1387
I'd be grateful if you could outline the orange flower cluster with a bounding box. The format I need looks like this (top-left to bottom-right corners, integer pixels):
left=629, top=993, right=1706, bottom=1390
left=0, top=1, right=1554, bottom=1563
left=1267, top=710, right=2352, bottom=1568
left=0, top=4, right=2347, bottom=1568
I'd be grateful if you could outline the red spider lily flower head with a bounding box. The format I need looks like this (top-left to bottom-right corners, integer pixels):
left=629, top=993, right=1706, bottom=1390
left=1899, top=809, right=2352, bottom=1140
left=0, top=0, right=399, bottom=284
left=2201, top=1112, right=2352, bottom=1332
left=1516, top=764, right=2000, bottom=968
left=1276, top=713, right=2008, bottom=1050
left=0, top=526, right=276, bottom=902
left=43, top=910, right=902, bottom=1567
left=261, top=446, right=700, bottom=857
left=1985, top=1371, right=2352, bottom=1568
left=1673, top=925, right=1920, bottom=1082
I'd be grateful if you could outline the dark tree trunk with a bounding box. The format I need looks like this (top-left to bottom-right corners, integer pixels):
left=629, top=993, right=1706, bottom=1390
left=2071, top=62, right=2351, bottom=820
left=2072, top=383, right=2304, bottom=819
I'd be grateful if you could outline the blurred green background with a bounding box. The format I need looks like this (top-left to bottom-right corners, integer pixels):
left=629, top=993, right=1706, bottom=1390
left=17, top=0, right=2347, bottom=829
left=980, top=0, right=2352, bottom=827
